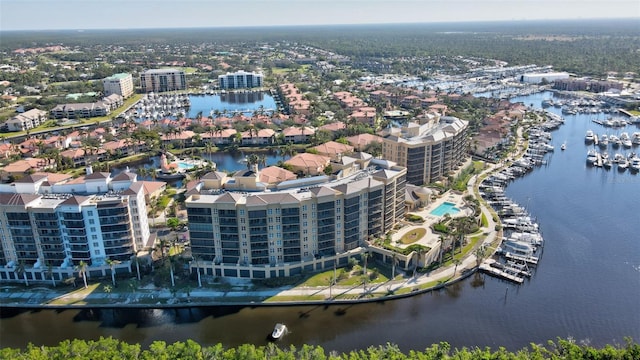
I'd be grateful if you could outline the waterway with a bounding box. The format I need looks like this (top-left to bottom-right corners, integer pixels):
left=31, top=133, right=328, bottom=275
left=1, top=92, right=639, bottom=352
left=187, top=91, right=278, bottom=118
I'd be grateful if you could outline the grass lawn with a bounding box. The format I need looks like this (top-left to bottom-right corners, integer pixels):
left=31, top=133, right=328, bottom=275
left=300, top=266, right=389, bottom=287
left=399, top=228, right=427, bottom=244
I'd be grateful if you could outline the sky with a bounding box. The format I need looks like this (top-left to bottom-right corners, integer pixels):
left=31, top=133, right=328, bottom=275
left=1, top=0, right=638, bottom=31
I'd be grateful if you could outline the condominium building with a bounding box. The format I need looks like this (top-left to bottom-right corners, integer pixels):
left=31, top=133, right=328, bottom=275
left=185, top=160, right=406, bottom=279
left=102, top=73, right=134, bottom=98
left=381, top=116, right=469, bottom=186
left=0, top=170, right=153, bottom=283
left=140, top=68, right=187, bottom=93
left=4, top=108, right=48, bottom=132
left=218, top=70, right=263, bottom=89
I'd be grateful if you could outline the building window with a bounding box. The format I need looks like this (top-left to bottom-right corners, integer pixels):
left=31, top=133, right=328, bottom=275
left=239, top=210, right=245, bottom=216
left=92, top=235, right=98, bottom=240
left=89, top=219, right=95, bottom=224
left=268, top=209, right=273, bottom=215
left=93, top=242, right=99, bottom=247
left=87, top=211, right=93, bottom=216
left=94, top=250, right=100, bottom=255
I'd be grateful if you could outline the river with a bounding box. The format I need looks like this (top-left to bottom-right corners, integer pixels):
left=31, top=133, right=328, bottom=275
left=1, top=92, right=639, bottom=352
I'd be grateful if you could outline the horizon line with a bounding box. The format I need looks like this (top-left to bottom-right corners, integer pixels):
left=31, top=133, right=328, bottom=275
left=1, top=17, right=638, bottom=33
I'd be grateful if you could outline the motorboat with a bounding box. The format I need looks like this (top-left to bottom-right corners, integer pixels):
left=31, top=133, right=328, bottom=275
left=271, top=323, right=287, bottom=340
left=584, top=130, right=595, bottom=143
left=620, top=132, right=632, bottom=148
left=586, top=149, right=598, bottom=165
left=603, top=158, right=613, bottom=169
left=609, top=135, right=621, bottom=148
left=500, top=240, right=536, bottom=256
left=614, top=153, right=625, bottom=163
left=560, top=142, right=566, bottom=151
left=632, top=132, right=640, bottom=145
left=618, top=158, right=629, bottom=171
left=630, top=157, right=640, bottom=172
left=598, top=134, right=608, bottom=148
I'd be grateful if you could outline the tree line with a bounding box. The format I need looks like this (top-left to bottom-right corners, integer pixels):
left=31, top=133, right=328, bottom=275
left=1, top=337, right=638, bottom=359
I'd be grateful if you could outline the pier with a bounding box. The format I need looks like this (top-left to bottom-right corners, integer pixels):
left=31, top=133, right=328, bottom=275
left=479, top=260, right=524, bottom=284
left=503, top=252, right=539, bottom=265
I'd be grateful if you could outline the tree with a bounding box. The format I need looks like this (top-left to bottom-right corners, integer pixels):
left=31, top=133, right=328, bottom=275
left=473, top=245, right=488, bottom=268
left=168, top=256, right=177, bottom=287
left=47, top=261, right=56, bottom=287
left=166, top=217, right=180, bottom=231
left=438, top=235, right=447, bottom=265
left=105, top=258, right=120, bottom=287
left=16, top=261, right=28, bottom=287
left=391, top=252, right=398, bottom=280
left=453, top=258, right=462, bottom=277
left=103, top=284, right=113, bottom=302
left=77, top=260, right=88, bottom=289
left=131, top=254, right=142, bottom=281
left=362, top=252, right=370, bottom=291
left=193, top=256, right=202, bottom=288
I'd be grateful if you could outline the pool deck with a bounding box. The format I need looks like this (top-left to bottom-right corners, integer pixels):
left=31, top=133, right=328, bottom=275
left=392, top=190, right=472, bottom=250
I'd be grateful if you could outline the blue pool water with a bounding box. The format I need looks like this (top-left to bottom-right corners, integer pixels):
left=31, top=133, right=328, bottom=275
left=430, top=202, right=460, bottom=216
left=177, top=161, right=195, bottom=169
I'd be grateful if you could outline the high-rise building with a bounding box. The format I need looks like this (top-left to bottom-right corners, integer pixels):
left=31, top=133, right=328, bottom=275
left=381, top=116, right=469, bottom=186
left=102, top=73, right=134, bottom=98
left=0, top=171, right=153, bottom=283
left=218, top=70, right=263, bottom=89
left=140, top=69, right=187, bottom=93
left=185, top=160, right=406, bottom=279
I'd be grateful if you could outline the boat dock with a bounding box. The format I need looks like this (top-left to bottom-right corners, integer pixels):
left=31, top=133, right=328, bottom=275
left=479, top=260, right=524, bottom=284
left=503, top=252, right=539, bottom=265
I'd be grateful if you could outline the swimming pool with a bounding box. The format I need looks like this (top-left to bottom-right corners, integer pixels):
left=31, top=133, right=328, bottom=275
left=430, top=202, right=461, bottom=216
left=177, top=161, right=195, bottom=169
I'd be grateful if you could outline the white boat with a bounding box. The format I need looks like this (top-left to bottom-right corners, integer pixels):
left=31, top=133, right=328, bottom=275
left=586, top=149, right=598, bottom=165
left=618, top=158, right=629, bottom=171
left=631, top=157, right=640, bottom=171
left=598, top=134, right=608, bottom=147
left=620, top=132, right=632, bottom=148
left=584, top=130, right=595, bottom=143
left=560, top=142, right=566, bottom=151
left=500, top=240, right=536, bottom=256
left=632, top=132, right=640, bottom=145
left=610, top=135, right=621, bottom=148
left=271, top=323, right=287, bottom=340
left=613, top=153, right=625, bottom=163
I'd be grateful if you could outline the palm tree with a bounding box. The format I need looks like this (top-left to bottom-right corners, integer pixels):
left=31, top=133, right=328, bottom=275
left=391, top=252, right=398, bottom=280
left=77, top=260, right=88, bottom=289
left=362, top=251, right=370, bottom=291
left=246, top=153, right=260, bottom=170
left=168, top=256, right=176, bottom=287
left=47, top=261, right=56, bottom=287
left=193, top=256, right=202, bottom=288
left=438, top=235, right=447, bottom=265
left=105, top=258, right=120, bottom=287
left=453, top=258, right=462, bottom=277
left=131, top=254, right=141, bottom=281
left=473, top=246, right=488, bottom=268
left=16, top=261, right=28, bottom=287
